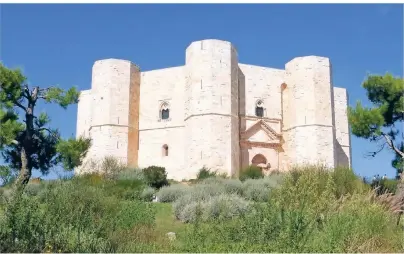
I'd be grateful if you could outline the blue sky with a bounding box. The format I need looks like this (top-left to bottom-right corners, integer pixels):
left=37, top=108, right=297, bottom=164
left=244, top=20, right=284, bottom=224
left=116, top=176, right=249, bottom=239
left=1, top=4, right=403, bottom=180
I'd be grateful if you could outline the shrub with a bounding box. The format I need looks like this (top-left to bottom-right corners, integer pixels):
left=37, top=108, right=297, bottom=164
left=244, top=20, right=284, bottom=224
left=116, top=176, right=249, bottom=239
left=116, top=168, right=145, bottom=182
left=175, top=165, right=402, bottom=253
left=332, top=166, right=368, bottom=198
left=102, top=178, right=146, bottom=201
left=140, top=187, right=156, bottom=202
left=242, top=180, right=271, bottom=202
left=156, top=184, right=190, bottom=203
left=0, top=177, right=157, bottom=253
left=372, top=178, right=398, bottom=195
left=142, top=166, right=169, bottom=189
left=196, top=167, right=218, bottom=180
left=190, top=182, right=226, bottom=200
left=174, top=194, right=251, bottom=223
left=24, top=183, right=44, bottom=197
left=221, top=179, right=243, bottom=195
left=239, top=165, right=263, bottom=181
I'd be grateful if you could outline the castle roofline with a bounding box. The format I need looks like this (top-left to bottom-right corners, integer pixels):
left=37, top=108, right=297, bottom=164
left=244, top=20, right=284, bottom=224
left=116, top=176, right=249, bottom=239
left=185, top=39, right=236, bottom=51
left=93, top=58, right=140, bottom=70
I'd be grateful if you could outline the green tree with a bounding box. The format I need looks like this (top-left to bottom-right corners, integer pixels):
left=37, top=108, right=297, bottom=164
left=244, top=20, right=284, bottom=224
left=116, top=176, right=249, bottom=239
left=348, top=73, right=403, bottom=222
left=0, top=63, right=91, bottom=197
left=0, top=165, right=15, bottom=186
left=348, top=73, right=403, bottom=175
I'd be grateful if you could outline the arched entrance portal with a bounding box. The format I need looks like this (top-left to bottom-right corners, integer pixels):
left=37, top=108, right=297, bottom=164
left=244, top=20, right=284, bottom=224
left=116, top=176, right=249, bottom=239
left=251, top=154, right=271, bottom=171
left=251, top=154, right=267, bottom=166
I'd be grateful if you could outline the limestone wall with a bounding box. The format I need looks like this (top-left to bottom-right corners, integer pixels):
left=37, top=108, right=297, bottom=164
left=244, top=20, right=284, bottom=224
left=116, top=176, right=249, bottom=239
left=87, top=59, right=140, bottom=167
left=238, top=64, right=285, bottom=120
left=137, top=66, right=186, bottom=180
left=75, top=89, right=92, bottom=174
left=283, top=56, right=336, bottom=169
left=333, top=87, right=352, bottom=167
left=76, top=89, right=92, bottom=138
left=184, top=39, right=240, bottom=177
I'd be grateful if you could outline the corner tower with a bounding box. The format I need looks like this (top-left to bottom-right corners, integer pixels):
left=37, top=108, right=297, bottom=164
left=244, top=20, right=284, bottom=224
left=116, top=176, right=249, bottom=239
left=80, top=59, right=140, bottom=171
left=282, top=56, right=336, bottom=169
left=184, top=39, right=240, bottom=178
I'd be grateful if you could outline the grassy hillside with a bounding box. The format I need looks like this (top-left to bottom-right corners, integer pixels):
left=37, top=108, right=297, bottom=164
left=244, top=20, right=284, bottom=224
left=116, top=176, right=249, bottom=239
left=0, top=162, right=402, bottom=252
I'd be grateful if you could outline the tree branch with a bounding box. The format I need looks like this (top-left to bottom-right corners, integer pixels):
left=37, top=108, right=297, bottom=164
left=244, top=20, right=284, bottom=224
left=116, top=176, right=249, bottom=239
left=366, top=142, right=386, bottom=158
left=23, top=85, right=31, bottom=100
left=382, top=132, right=404, bottom=158
left=37, top=127, right=59, bottom=138
left=13, top=100, right=26, bottom=112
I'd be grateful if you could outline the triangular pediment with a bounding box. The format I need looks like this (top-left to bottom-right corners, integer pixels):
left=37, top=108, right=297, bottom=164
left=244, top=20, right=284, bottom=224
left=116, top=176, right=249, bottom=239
left=241, top=120, right=281, bottom=143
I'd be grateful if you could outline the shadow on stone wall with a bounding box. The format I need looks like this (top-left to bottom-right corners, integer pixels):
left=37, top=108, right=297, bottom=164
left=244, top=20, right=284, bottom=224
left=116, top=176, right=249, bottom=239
left=335, top=140, right=349, bottom=167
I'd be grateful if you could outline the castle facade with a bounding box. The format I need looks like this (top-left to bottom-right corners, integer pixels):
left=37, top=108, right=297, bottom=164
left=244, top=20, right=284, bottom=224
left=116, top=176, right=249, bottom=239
left=75, top=39, right=352, bottom=180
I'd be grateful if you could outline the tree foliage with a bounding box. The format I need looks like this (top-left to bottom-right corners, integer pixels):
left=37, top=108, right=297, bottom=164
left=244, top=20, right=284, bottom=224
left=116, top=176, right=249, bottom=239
left=0, top=63, right=91, bottom=194
left=348, top=73, right=404, bottom=177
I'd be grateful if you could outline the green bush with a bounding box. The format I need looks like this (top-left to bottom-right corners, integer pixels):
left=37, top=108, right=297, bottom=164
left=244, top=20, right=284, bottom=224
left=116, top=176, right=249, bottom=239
left=175, top=165, right=402, bottom=253
left=174, top=194, right=251, bottom=223
left=0, top=176, right=156, bottom=253
left=239, top=165, right=264, bottom=181
left=142, top=166, right=169, bottom=189
left=331, top=166, right=368, bottom=198
left=116, top=168, right=145, bottom=182
left=156, top=184, right=190, bottom=203
left=196, top=167, right=218, bottom=180
left=24, top=182, right=44, bottom=197
left=242, top=176, right=283, bottom=201
left=102, top=178, right=146, bottom=200
left=140, top=187, right=155, bottom=202
left=242, top=179, right=271, bottom=202
left=221, top=179, right=243, bottom=195
left=372, top=178, right=398, bottom=195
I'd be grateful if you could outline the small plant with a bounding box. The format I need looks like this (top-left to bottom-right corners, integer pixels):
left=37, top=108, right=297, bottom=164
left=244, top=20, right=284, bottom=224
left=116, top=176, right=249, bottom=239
left=100, top=156, right=127, bottom=177
left=239, top=165, right=264, bottom=181
left=142, top=166, right=169, bottom=189
left=116, top=168, right=145, bottom=182
left=156, top=184, right=190, bottom=203
left=140, top=187, right=156, bottom=202
left=196, top=167, right=218, bottom=180
left=174, top=194, right=251, bottom=223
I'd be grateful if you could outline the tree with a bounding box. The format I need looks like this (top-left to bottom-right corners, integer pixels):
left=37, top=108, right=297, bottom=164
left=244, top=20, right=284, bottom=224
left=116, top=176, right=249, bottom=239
left=348, top=72, right=403, bottom=221
left=0, top=63, right=91, bottom=197
left=0, top=165, right=15, bottom=186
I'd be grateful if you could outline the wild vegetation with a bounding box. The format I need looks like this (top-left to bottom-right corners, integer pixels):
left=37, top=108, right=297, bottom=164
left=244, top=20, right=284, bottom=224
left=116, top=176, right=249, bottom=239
left=0, top=159, right=403, bottom=252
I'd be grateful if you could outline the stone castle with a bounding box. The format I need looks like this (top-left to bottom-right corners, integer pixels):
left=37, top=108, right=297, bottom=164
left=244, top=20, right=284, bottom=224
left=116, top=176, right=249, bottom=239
left=75, top=39, right=352, bottom=180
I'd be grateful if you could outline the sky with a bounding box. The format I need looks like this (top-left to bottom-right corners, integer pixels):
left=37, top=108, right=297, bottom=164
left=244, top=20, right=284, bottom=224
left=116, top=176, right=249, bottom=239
left=0, top=4, right=403, bottom=180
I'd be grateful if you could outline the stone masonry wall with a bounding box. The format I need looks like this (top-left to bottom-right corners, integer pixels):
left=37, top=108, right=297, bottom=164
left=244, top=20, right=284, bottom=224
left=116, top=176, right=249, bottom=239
left=238, top=64, right=285, bottom=120
left=86, top=59, right=139, bottom=169
left=283, top=56, right=336, bottom=168
left=333, top=87, right=352, bottom=167
left=137, top=66, right=186, bottom=180
left=184, top=39, right=240, bottom=177
left=75, top=89, right=92, bottom=174
left=76, top=89, right=92, bottom=139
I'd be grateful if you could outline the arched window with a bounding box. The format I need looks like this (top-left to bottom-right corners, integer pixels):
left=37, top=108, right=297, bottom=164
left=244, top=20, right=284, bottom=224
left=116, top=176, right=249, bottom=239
left=162, top=144, right=169, bottom=157
left=255, top=100, right=264, bottom=117
left=160, top=102, right=170, bottom=120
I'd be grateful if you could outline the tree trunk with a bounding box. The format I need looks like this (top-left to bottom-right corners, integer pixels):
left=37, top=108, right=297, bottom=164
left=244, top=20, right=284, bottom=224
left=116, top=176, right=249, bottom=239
left=11, top=99, right=35, bottom=201
left=10, top=147, right=32, bottom=202
left=14, top=147, right=32, bottom=191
